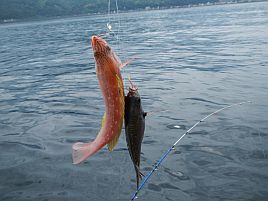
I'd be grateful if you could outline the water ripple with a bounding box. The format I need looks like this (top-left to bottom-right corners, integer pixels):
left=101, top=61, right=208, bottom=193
left=1, top=2, right=268, bottom=201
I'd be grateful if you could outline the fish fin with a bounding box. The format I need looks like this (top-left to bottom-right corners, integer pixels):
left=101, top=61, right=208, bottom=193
left=107, top=74, right=124, bottom=152
left=135, top=165, right=144, bottom=189
left=107, top=131, right=121, bottom=151
left=115, top=74, right=124, bottom=98
left=119, top=57, right=135, bottom=69
left=139, top=170, right=145, bottom=178
left=146, top=110, right=169, bottom=117
left=120, top=55, right=139, bottom=69
left=135, top=165, right=144, bottom=178
left=101, top=113, right=106, bottom=127
left=72, top=142, right=96, bottom=165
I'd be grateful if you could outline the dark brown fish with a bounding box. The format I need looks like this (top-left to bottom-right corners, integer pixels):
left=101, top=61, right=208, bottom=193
left=124, top=81, right=147, bottom=189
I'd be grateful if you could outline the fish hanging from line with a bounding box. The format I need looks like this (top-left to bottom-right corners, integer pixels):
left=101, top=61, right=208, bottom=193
left=72, top=35, right=126, bottom=165
left=124, top=79, right=147, bottom=189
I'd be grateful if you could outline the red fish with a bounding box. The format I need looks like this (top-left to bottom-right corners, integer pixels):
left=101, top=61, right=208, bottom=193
left=72, top=35, right=125, bottom=164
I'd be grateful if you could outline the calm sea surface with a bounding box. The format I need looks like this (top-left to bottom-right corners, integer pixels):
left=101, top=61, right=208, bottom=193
left=0, top=2, right=268, bottom=201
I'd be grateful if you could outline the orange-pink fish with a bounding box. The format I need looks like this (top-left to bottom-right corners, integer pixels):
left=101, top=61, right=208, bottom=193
left=72, top=35, right=125, bottom=164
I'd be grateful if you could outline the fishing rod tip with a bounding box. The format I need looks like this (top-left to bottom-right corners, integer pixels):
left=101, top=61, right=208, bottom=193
left=130, top=195, right=138, bottom=201
left=130, top=191, right=139, bottom=201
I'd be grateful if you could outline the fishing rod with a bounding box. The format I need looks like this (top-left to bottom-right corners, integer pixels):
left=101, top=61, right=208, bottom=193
left=130, top=101, right=251, bottom=200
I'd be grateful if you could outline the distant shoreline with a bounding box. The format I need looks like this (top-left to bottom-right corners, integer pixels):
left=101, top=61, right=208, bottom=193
left=0, top=0, right=264, bottom=25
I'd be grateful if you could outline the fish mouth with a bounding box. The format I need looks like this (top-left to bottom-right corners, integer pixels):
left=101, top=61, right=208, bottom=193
left=128, top=77, right=138, bottom=94
left=91, top=35, right=108, bottom=53
left=128, top=85, right=139, bottom=97
left=129, top=86, right=138, bottom=93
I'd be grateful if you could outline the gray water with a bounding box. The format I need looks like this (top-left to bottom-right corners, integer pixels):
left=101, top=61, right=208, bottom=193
left=1, top=2, right=268, bottom=201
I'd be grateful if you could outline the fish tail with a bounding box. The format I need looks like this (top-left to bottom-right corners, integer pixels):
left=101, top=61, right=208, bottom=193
left=135, top=170, right=140, bottom=190
left=135, top=166, right=144, bottom=190
left=72, top=142, right=96, bottom=165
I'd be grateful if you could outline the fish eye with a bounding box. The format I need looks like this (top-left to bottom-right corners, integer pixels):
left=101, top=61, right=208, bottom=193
left=106, top=46, right=111, bottom=51
left=94, top=51, right=100, bottom=57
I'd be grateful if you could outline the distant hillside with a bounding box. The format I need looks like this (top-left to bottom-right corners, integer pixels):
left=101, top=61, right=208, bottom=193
left=0, top=0, right=262, bottom=21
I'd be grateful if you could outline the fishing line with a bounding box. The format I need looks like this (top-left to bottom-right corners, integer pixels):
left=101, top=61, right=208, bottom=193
left=105, top=0, right=127, bottom=89
left=115, top=0, right=120, bottom=50
left=107, top=0, right=111, bottom=29
left=114, top=0, right=128, bottom=90
left=106, top=0, right=135, bottom=92
left=106, top=0, right=120, bottom=39
left=130, top=101, right=251, bottom=200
